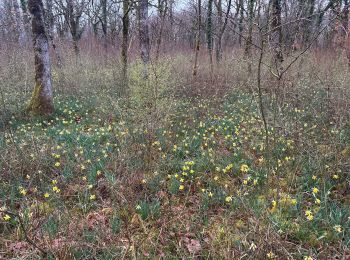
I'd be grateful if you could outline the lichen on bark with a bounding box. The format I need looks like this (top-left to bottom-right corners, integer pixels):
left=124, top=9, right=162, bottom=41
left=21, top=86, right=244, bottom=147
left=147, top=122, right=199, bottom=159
left=27, top=0, right=54, bottom=116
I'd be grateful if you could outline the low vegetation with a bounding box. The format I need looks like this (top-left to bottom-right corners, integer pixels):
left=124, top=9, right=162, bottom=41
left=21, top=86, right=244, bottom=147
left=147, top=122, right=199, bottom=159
left=1, top=50, right=349, bottom=258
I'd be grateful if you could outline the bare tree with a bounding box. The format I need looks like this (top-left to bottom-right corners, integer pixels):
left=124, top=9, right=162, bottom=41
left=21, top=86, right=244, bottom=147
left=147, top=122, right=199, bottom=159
left=245, top=0, right=255, bottom=73
left=270, top=0, right=283, bottom=74
left=12, top=0, right=26, bottom=45
left=155, top=0, right=168, bottom=61
left=27, top=0, right=54, bottom=115
left=121, top=0, right=130, bottom=92
left=207, top=0, right=214, bottom=78
left=215, top=0, right=232, bottom=63
left=193, top=0, right=201, bottom=76
left=139, top=0, right=150, bottom=78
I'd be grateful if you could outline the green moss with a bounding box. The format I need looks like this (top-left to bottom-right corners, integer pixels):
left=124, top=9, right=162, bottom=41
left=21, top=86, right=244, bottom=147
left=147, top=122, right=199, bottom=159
left=27, top=82, right=54, bottom=116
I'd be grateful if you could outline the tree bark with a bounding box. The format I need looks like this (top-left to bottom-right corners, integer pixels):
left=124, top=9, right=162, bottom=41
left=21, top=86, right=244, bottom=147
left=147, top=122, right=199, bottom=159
left=12, top=0, right=26, bottom=45
left=238, top=0, right=244, bottom=46
left=155, top=0, right=168, bottom=61
left=270, top=0, right=284, bottom=74
left=101, top=0, right=108, bottom=54
left=215, top=0, right=232, bottom=64
left=245, top=0, right=254, bottom=73
left=207, top=0, right=214, bottom=78
left=27, top=0, right=54, bottom=115
left=121, top=0, right=130, bottom=92
left=193, top=0, right=201, bottom=77
left=139, top=0, right=150, bottom=78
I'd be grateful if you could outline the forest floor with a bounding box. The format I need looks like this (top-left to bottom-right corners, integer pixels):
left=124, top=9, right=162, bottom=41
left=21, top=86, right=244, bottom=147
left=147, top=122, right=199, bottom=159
left=0, top=88, right=349, bottom=259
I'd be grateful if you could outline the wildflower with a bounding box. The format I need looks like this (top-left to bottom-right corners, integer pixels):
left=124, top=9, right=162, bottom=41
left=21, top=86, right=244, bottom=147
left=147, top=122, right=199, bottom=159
left=90, top=194, right=96, bottom=200
left=312, top=187, right=319, bottom=194
left=179, top=185, right=185, bottom=190
left=315, top=198, right=321, bottom=204
left=312, top=175, right=317, bottom=180
left=304, top=256, right=313, bottom=260
left=334, top=225, right=342, bottom=233
left=305, top=210, right=314, bottom=221
left=332, top=174, right=339, bottom=180
left=54, top=162, right=61, bottom=167
left=249, top=241, right=257, bottom=251
left=225, top=196, right=232, bottom=203
left=136, top=205, right=141, bottom=210
left=240, top=164, right=249, bottom=173
left=19, top=188, right=27, bottom=196
left=3, top=214, right=11, bottom=221
left=52, top=186, right=60, bottom=193
left=52, top=180, right=57, bottom=185
left=44, top=193, right=50, bottom=198
left=266, top=251, right=275, bottom=259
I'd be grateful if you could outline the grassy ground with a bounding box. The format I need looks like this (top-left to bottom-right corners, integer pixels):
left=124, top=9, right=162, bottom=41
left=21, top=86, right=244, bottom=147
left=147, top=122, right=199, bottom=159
left=0, top=49, right=350, bottom=259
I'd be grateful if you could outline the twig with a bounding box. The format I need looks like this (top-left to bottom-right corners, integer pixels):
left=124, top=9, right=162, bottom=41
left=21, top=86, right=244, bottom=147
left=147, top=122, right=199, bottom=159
left=0, top=209, right=47, bottom=256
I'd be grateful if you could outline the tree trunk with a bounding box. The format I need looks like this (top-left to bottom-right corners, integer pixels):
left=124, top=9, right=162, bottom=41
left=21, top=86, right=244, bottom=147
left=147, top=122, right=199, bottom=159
left=155, top=0, right=168, bottom=61
left=101, top=0, right=108, bottom=55
left=238, top=0, right=244, bottom=46
left=27, top=0, right=54, bottom=115
left=12, top=0, right=26, bottom=45
left=207, top=0, right=214, bottom=79
left=46, top=0, right=62, bottom=68
left=20, top=0, right=31, bottom=37
left=193, top=0, right=201, bottom=77
left=215, top=0, right=232, bottom=64
left=245, top=0, right=254, bottom=74
left=121, top=0, right=130, bottom=92
left=139, top=0, right=150, bottom=78
left=270, top=0, right=284, bottom=75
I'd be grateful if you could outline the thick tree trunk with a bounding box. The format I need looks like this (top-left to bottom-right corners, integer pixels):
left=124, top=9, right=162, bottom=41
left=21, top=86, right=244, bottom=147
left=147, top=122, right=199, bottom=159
left=27, top=0, right=54, bottom=115
left=193, top=0, right=201, bottom=77
left=139, top=0, right=150, bottom=78
left=13, top=0, right=26, bottom=45
left=20, top=0, right=31, bottom=38
left=121, top=0, right=130, bottom=92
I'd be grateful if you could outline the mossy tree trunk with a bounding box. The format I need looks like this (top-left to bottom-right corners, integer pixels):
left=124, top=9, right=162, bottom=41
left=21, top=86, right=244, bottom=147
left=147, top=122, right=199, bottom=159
left=27, top=0, right=54, bottom=115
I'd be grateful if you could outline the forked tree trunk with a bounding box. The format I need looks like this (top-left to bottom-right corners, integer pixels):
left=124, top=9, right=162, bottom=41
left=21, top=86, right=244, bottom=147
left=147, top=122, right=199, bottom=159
left=27, top=0, right=54, bottom=115
left=139, top=0, right=150, bottom=79
left=215, top=0, right=232, bottom=64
